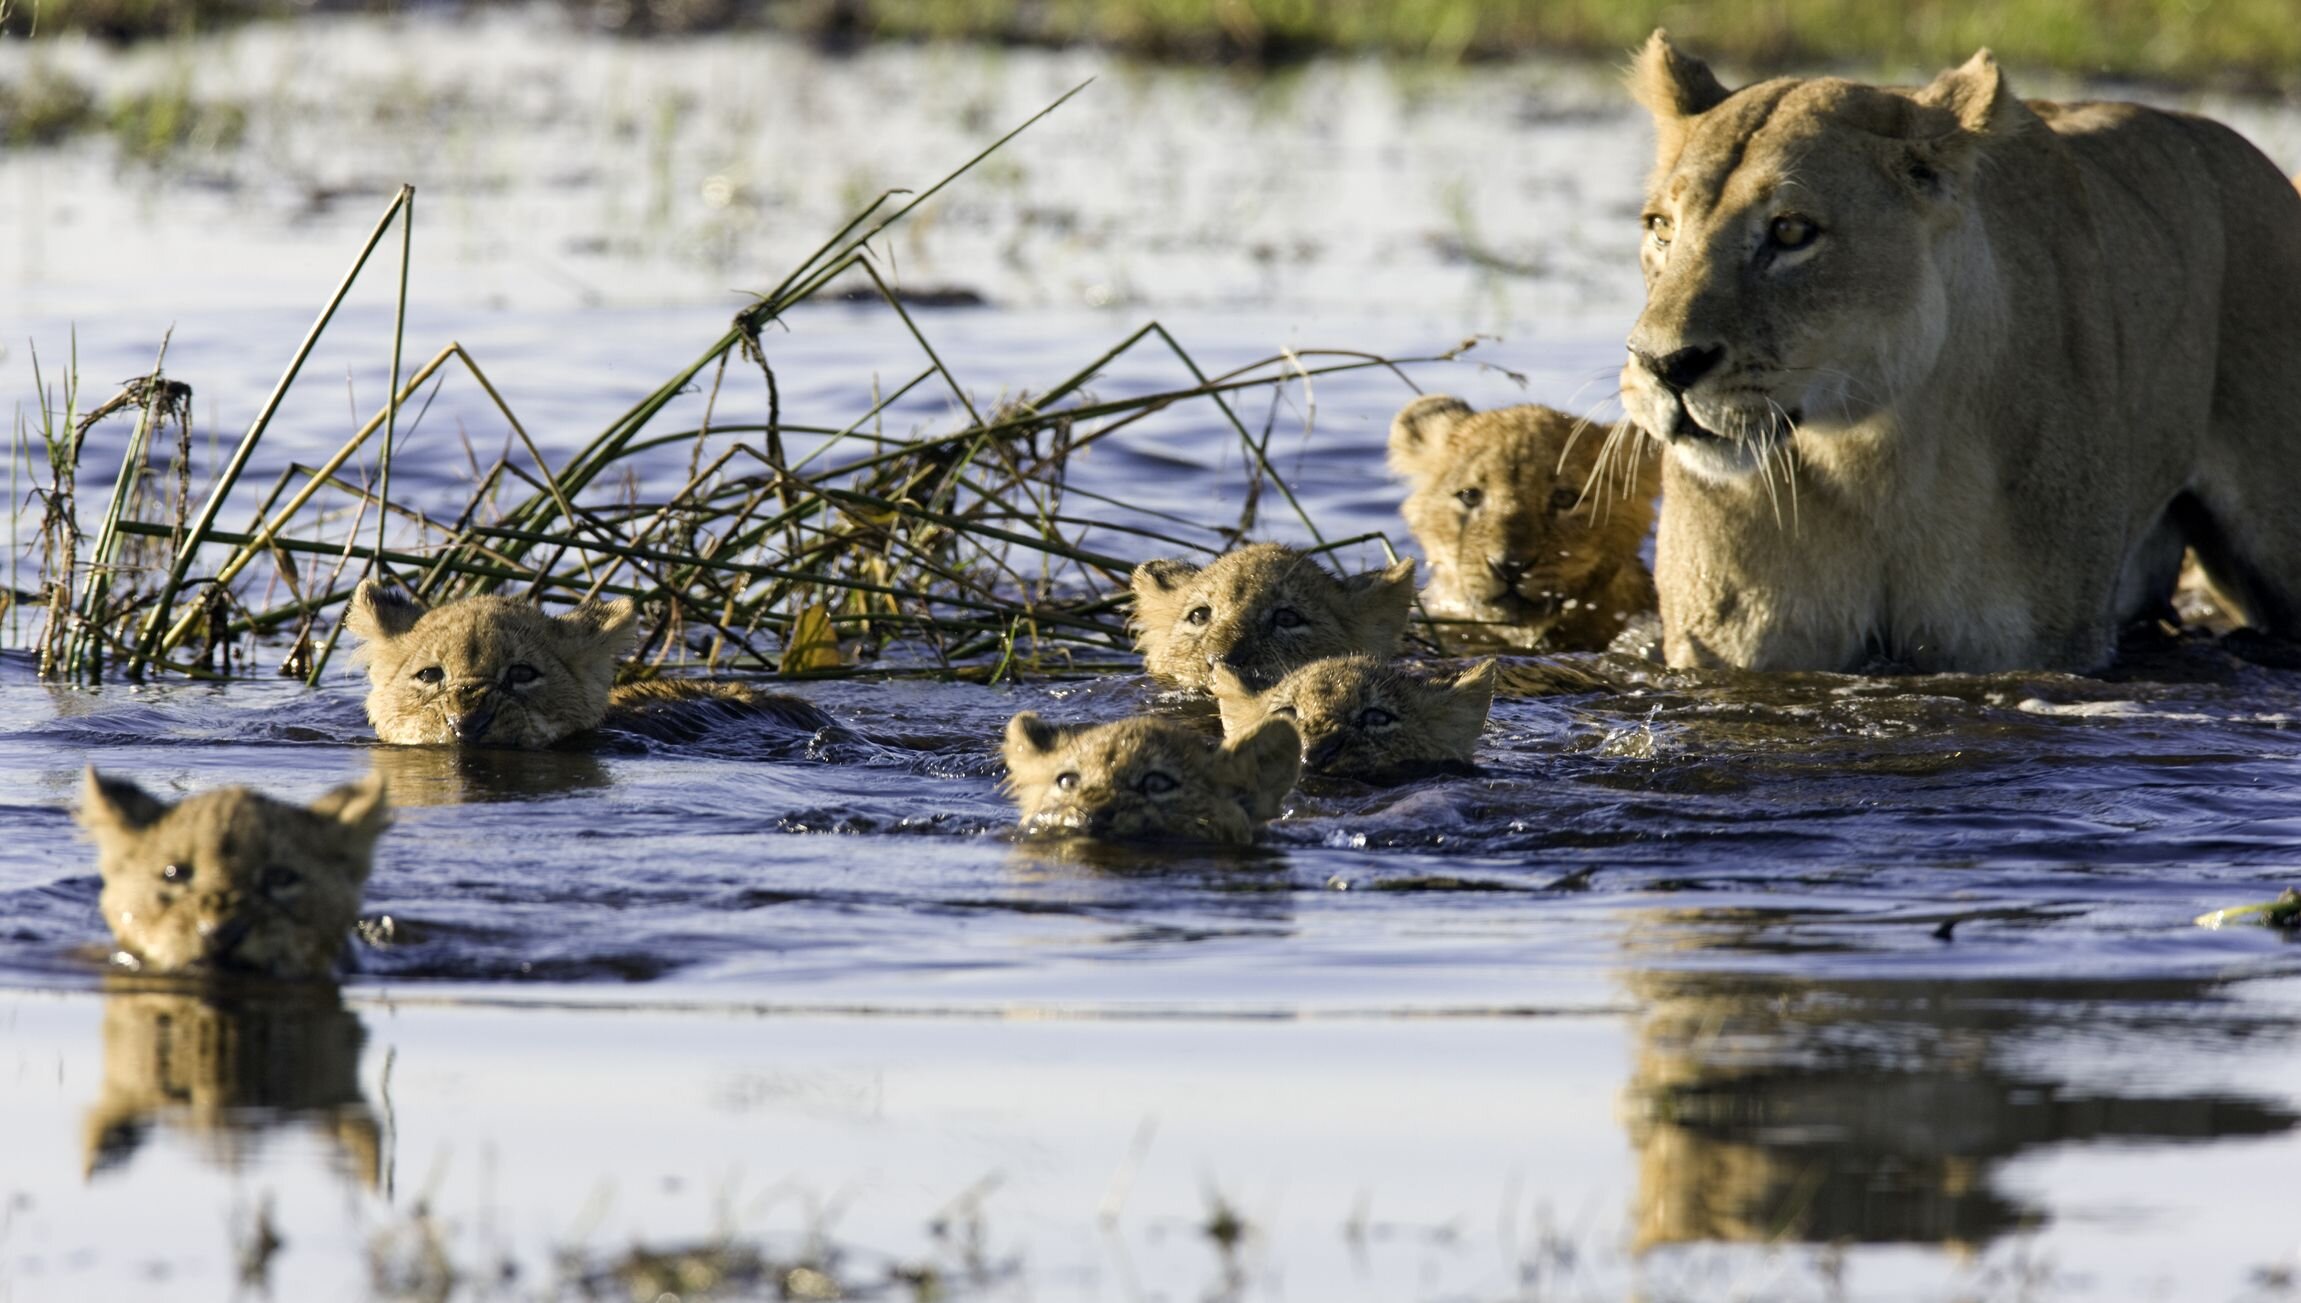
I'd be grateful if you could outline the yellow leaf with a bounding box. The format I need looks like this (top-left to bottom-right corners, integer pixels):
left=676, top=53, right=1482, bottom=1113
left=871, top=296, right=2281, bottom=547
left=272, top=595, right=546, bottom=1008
left=780, top=603, right=843, bottom=674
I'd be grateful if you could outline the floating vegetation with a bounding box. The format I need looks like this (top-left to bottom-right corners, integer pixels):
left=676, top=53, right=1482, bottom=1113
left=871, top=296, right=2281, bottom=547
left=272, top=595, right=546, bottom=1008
left=8, top=84, right=1452, bottom=687
left=2195, top=888, right=2301, bottom=930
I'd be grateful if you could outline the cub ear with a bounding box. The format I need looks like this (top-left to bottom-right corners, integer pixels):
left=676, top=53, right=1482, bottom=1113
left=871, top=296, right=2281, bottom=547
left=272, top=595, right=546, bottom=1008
left=309, top=772, right=392, bottom=843
left=1002, top=711, right=1066, bottom=768
left=344, top=580, right=426, bottom=643
left=1433, top=660, right=1499, bottom=751
left=1342, top=558, right=1418, bottom=658
left=1128, top=558, right=1203, bottom=647
left=1222, top=716, right=1302, bottom=822
left=555, top=597, right=640, bottom=659
left=1387, top=395, right=1473, bottom=482
left=1208, top=664, right=1270, bottom=738
left=1629, top=30, right=1731, bottom=160
left=78, top=768, right=168, bottom=836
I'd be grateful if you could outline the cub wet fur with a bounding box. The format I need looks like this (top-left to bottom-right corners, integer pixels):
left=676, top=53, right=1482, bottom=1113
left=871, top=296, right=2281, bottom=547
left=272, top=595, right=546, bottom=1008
left=1389, top=397, right=1660, bottom=651
left=1002, top=711, right=1301, bottom=845
left=78, top=770, right=388, bottom=980
left=345, top=581, right=830, bottom=746
left=1129, top=542, right=1416, bottom=694
left=1212, top=654, right=1495, bottom=782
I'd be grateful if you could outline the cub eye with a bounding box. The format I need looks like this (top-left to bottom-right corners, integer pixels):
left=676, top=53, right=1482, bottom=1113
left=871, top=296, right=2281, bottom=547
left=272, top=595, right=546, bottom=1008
left=505, top=663, right=541, bottom=686
left=1549, top=486, right=1581, bottom=513
left=1643, top=213, right=1674, bottom=247
left=1455, top=486, right=1484, bottom=509
left=261, top=866, right=303, bottom=893
left=1271, top=608, right=1306, bottom=630
left=161, top=863, right=192, bottom=884
left=413, top=666, right=445, bottom=684
left=1356, top=706, right=1398, bottom=729
left=1135, top=771, right=1180, bottom=797
left=1055, top=771, right=1080, bottom=791
left=1184, top=605, right=1212, bottom=627
left=1769, top=214, right=1818, bottom=250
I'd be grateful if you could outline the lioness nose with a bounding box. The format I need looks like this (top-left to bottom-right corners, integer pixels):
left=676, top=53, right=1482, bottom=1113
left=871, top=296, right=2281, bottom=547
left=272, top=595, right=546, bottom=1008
left=1633, top=343, right=1724, bottom=395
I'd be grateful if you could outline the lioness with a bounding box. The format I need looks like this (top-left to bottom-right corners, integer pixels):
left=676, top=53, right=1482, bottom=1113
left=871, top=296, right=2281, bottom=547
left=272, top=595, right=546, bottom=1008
left=1211, top=655, right=1495, bottom=782
left=1130, top=543, right=1416, bottom=693
left=345, top=581, right=831, bottom=747
left=1621, top=33, right=2301, bottom=672
left=1389, top=396, right=1661, bottom=651
left=1002, top=711, right=1301, bottom=845
left=79, top=769, right=388, bottom=979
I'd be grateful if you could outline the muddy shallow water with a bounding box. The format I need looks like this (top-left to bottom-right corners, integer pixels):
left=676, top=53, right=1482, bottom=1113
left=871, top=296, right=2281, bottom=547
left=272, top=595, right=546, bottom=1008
left=8, top=14, right=2301, bottom=1301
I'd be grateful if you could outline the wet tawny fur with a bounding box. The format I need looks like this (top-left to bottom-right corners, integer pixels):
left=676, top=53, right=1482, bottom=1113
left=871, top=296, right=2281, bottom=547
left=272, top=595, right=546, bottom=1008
left=1212, top=654, right=1495, bottom=783
left=1389, top=397, right=1660, bottom=651
left=79, top=770, right=388, bottom=980
left=1002, top=712, right=1301, bottom=845
left=1129, top=543, right=1416, bottom=694
left=1622, top=33, right=2301, bottom=672
left=346, top=582, right=829, bottom=746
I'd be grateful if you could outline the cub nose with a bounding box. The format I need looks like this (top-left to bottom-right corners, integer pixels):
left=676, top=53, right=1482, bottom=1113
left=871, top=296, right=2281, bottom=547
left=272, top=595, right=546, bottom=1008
left=451, top=704, right=499, bottom=740
left=1632, top=343, right=1724, bottom=395
left=1303, top=735, right=1346, bottom=771
left=1486, top=556, right=1529, bottom=585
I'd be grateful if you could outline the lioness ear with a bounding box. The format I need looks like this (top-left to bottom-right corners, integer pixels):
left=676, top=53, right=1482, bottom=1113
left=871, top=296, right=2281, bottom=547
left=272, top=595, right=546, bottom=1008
left=1002, top=711, right=1065, bottom=766
left=344, top=580, right=425, bottom=643
left=556, top=597, right=639, bottom=659
left=78, top=767, right=168, bottom=836
left=309, top=772, right=391, bottom=843
left=1342, top=558, right=1418, bottom=658
left=1910, top=49, right=2021, bottom=193
left=1387, top=395, right=1473, bottom=482
left=1129, top=558, right=1202, bottom=647
left=1222, top=716, right=1302, bottom=822
left=1630, top=30, right=1731, bottom=161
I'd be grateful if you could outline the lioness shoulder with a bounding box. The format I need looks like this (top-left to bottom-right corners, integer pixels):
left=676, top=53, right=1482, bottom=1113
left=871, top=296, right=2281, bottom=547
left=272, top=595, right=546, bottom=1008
left=1001, top=711, right=1300, bottom=845
left=1129, top=542, right=1415, bottom=693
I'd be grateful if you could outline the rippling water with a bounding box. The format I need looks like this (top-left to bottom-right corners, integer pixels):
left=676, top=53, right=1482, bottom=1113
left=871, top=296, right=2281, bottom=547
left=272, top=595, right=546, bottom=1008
left=7, top=16, right=2301, bottom=1301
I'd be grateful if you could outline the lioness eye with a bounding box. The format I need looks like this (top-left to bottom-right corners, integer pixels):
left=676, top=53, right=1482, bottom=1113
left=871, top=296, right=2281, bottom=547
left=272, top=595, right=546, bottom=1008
left=1136, top=771, right=1180, bottom=797
left=1549, top=487, right=1580, bottom=513
left=1055, top=771, right=1080, bottom=791
left=161, top=862, right=192, bottom=884
left=1357, top=706, right=1398, bottom=729
left=414, top=666, right=445, bottom=684
left=1769, top=214, right=1818, bottom=250
left=1643, top=213, right=1674, bottom=247
left=261, top=866, right=302, bottom=893
left=1184, top=605, right=1212, bottom=627
left=1271, top=608, right=1306, bottom=630
left=505, top=663, right=541, bottom=686
left=1455, top=486, right=1484, bottom=509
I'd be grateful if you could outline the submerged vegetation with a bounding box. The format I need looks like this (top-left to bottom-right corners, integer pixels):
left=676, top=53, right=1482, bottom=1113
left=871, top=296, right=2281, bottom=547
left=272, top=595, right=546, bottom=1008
left=4, top=0, right=2299, bottom=88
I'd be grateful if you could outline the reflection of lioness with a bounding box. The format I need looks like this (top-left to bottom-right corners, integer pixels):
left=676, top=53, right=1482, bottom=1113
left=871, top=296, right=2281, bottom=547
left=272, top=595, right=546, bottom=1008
left=1621, top=33, right=2301, bottom=672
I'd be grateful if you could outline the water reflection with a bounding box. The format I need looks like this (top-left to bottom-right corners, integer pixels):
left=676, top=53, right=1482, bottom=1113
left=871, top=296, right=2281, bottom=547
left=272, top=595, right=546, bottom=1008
left=365, top=743, right=611, bottom=806
left=1619, top=967, right=2298, bottom=1250
left=82, top=980, right=382, bottom=1189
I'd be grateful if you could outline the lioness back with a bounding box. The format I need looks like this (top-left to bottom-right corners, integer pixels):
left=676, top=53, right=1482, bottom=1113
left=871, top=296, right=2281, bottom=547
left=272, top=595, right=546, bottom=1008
left=1389, top=397, right=1660, bottom=652
left=1619, top=34, right=2301, bottom=672
left=1212, top=654, right=1495, bottom=783
left=1002, top=711, right=1301, bottom=845
left=1129, top=543, right=1416, bottom=693
left=78, top=769, right=388, bottom=979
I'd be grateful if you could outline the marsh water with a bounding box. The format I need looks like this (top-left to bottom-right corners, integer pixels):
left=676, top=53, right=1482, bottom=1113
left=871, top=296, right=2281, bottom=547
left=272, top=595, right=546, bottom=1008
left=7, top=14, right=2301, bottom=1301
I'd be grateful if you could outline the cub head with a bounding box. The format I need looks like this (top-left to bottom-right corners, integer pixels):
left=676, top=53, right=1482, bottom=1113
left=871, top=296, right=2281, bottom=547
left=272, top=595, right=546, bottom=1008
left=1001, top=712, right=1301, bottom=846
left=345, top=581, right=638, bottom=747
left=1620, top=31, right=2019, bottom=482
left=1212, top=655, right=1494, bottom=783
left=1390, top=397, right=1659, bottom=644
left=78, top=769, right=389, bottom=980
left=1129, top=543, right=1415, bottom=693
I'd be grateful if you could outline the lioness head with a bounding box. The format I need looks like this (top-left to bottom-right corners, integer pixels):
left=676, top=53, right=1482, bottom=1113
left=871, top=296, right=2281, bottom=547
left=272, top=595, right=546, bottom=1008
left=1001, top=711, right=1301, bottom=845
left=1620, top=30, right=2009, bottom=483
left=345, top=581, right=638, bottom=747
left=1390, top=397, right=1660, bottom=648
left=79, top=770, right=389, bottom=980
left=1211, top=654, right=1495, bottom=783
left=1129, top=543, right=1416, bottom=693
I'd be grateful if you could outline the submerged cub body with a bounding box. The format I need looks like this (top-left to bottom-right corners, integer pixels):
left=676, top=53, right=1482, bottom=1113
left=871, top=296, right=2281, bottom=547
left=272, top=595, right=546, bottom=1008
left=346, top=581, right=830, bottom=747
left=1129, top=543, right=1416, bottom=694
left=1002, top=712, right=1301, bottom=845
left=78, top=770, right=388, bottom=979
left=1212, top=655, right=1496, bottom=782
left=1389, top=397, right=1659, bottom=652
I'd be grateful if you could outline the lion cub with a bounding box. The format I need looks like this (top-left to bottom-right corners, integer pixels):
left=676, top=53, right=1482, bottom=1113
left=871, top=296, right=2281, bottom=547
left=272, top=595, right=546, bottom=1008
left=78, top=769, right=388, bottom=980
left=345, top=581, right=829, bottom=747
left=1389, top=396, right=1660, bottom=651
left=1212, top=654, right=1495, bottom=782
left=1002, top=711, right=1301, bottom=845
left=1130, top=542, right=1416, bottom=694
